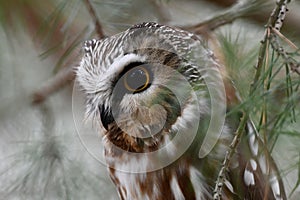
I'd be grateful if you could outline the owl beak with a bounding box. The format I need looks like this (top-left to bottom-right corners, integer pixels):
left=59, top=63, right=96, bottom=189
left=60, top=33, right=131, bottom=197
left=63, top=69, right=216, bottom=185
left=99, top=104, right=114, bottom=130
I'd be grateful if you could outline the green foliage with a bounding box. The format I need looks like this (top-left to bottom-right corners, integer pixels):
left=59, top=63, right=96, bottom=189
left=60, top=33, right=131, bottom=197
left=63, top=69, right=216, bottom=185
left=218, top=26, right=300, bottom=198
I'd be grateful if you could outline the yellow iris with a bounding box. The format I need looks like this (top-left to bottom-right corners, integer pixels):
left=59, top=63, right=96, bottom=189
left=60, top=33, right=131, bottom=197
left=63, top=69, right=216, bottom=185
left=123, top=66, right=150, bottom=92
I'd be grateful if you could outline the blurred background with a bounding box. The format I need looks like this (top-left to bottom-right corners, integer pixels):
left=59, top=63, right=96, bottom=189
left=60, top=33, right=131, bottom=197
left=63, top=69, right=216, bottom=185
left=0, top=0, right=299, bottom=199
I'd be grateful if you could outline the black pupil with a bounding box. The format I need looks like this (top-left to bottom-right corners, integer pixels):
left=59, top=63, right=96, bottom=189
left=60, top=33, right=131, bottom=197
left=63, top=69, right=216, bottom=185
left=126, top=68, right=148, bottom=91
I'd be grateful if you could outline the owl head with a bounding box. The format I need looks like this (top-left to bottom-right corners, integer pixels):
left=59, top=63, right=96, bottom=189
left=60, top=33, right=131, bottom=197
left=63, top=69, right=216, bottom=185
left=76, top=22, right=226, bottom=158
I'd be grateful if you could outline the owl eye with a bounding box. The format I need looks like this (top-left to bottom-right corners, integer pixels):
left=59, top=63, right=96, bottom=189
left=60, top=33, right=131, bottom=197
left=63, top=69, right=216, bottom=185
left=123, top=66, right=151, bottom=93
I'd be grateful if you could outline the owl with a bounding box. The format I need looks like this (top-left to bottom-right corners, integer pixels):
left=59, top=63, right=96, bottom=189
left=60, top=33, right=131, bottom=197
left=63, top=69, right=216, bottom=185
left=76, top=22, right=286, bottom=200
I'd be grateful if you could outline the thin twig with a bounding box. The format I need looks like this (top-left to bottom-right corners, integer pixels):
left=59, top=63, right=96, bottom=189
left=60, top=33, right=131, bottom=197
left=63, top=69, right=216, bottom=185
left=269, top=33, right=300, bottom=75
left=182, top=0, right=269, bottom=35
left=271, top=27, right=299, bottom=50
left=32, top=67, right=76, bottom=104
left=213, top=113, right=247, bottom=200
left=83, top=0, right=105, bottom=38
left=260, top=27, right=271, bottom=145
left=205, top=0, right=300, bottom=37
left=268, top=26, right=300, bottom=76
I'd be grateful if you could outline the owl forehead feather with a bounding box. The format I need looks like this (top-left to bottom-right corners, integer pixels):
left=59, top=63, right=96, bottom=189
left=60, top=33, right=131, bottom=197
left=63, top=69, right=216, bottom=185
left=77, top=22, right=208, bottom=94
left=83, top=22, right=202, bottom=67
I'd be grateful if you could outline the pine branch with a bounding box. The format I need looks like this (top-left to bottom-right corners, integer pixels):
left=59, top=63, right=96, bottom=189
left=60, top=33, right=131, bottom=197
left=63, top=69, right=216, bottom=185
left=213, top=0, right=293, bottom=199
left=213, top=112, right=247, bottom=200
left=182, top=0, right=269, bottom=34
left=269, top=28, right=300, bottom=75
left=204, top=0, right=300, bottom=37
left=32, top=0, right=106, bottom=104
left=32, top=67, right=75, bottom=103
left=252, top=0, right=294, bottom=90
left=82, top=0, right=105, bottom=38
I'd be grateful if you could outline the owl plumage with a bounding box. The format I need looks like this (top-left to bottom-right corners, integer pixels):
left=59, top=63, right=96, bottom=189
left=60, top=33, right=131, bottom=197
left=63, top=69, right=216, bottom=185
left=77, top=22, right=286, bottom=200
